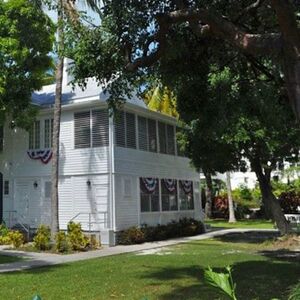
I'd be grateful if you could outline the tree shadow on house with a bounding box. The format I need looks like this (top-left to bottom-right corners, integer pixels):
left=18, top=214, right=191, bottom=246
left=141, top=259, right=300, bottom=300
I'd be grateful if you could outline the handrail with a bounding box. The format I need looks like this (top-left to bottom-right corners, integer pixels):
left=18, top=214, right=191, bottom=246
left=3, top=210, right=30, bottom=240
left=69, top=212, right=108, bottom=233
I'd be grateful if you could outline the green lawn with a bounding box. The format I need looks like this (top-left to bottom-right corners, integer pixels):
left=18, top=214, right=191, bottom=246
left=205, top=218, right=275, bottom=229
left=0, top=255, right=22, bottom=264
left=0, top=231, right=297, bottom=300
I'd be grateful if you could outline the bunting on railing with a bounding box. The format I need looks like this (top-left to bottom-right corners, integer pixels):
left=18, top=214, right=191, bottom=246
left=27, top=149, right=52, bottom=164
left=163, top=179, right=177, bottom=193
left=180, top=180, right=193, bottom=194
left=142, top=178, right=158, bottom=193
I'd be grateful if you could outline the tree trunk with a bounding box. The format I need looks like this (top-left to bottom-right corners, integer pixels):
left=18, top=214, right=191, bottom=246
left=204, top=172, right=213, bottom=218
left=252, top=160, right=290, bottom=235
left=51, top=0, right=64, bottom=239
left=226, top=172, right=236, bottom=223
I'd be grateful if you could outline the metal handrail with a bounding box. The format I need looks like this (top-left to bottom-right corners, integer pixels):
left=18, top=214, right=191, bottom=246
left=3, top=210, right=30, bottom=240
left=70, top=212, right=108, bottom=233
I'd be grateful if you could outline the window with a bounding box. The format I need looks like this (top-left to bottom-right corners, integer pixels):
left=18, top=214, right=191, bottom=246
left=74, top=109, right=109, bottom=149
left=44, top=119, right=54, bottom=148
left=115, top=111, right=125, bottom=147
left=179, top=180, right=194, bottom=210
left=115, top=111, right=136, bottom=149
left=92, top=110, right=109, bottom=147
left=161, top=179, right=178, bottom=211
left=148, top=119, right=157, bottom=152
left=74, top=111, right=91, bottom=148
left=0, top=126, right=3, bottom=152
left=125, top=112, right=136, bottom=149
left=158, top=122, right=167, bottom=154
left=140, top=178, right=160, bottom=212
left=29, top=121, right=40, bottom=149
left=166, top=125, right=175, bottom=155
left=138, top=116, right=148, bottom=151
left=45, top=181, right=52, bottom=198
left=4, top=181, right=9, bottom=195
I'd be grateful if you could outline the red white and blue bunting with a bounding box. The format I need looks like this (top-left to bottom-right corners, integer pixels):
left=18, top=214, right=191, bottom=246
left=163, top=179, right=177, bottom=193
left=27, top=149, right=53, bottom=164
left=142, top=178, right=158, bottom=193
left=180, top=180, right=193, bottom=194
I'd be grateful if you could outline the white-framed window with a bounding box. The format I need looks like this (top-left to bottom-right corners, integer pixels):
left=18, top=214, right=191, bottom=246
left=44, top=119, right=54, bottom=148
left=140, top=177, right=160, bottom=212
left=74, top=109, right=109, bottom=149
left=29, top=120, right=41, bottom=149
left=4, top=180, right=9, bottom=195
left=179, top=180, right=194, bottom=210
left=161, top=179, right=178, bottom=211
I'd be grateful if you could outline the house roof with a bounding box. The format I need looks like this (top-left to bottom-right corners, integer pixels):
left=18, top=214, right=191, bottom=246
left=32, top=77, right=147, bottom=109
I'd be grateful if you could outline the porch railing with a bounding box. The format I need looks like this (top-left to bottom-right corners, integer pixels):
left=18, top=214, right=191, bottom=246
left=3, top=210, right=30, bottom=240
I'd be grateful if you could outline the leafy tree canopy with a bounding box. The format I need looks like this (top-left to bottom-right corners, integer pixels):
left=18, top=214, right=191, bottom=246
left=0, top=0, right=55, bottom=127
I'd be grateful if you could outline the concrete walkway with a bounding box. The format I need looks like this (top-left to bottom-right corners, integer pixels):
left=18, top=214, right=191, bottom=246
left=0, top=228, right=277, bottom=273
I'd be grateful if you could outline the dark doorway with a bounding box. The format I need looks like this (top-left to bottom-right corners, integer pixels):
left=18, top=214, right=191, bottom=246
left=0, top=173, right=3, bottom=223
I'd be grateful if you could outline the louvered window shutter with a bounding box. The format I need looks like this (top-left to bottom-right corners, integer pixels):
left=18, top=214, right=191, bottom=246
left=138, top=116, right=148, bottom=151
left=148, top=119, right=157, bottom=152
left=92, top=109, right=109, bottom=147
left=126, top=112, right=136, bottom=149
left=167, top=124, right=175, bottom=155
left=115, top=110, right=125, bottom=147
left=158, top=122, right=167, bottom=154
left=74, top=111, right=91, bottom=148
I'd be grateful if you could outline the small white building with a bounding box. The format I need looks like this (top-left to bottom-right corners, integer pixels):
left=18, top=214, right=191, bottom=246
left=0, top=76, right=202, bottom=245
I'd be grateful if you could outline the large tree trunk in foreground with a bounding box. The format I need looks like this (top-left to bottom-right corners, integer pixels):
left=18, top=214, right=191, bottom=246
left=226, top=172, right=236, bottom=223
left=51, top=0, right=64, bottom=239
left=204, top=172, right=213, bottom=218
left=252, top=160, right=290, bottom=235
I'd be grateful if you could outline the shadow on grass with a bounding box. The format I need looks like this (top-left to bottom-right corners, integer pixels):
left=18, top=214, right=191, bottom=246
left=142, top=259, right=300, bottom=300
left=214, top=231, right=280, bottom=244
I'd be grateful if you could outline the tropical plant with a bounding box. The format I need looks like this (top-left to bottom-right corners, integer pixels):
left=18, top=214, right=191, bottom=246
left=204, top=266, right=237, bottom=300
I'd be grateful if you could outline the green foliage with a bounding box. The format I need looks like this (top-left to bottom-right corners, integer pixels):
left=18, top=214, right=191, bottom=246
left=0, top=0, right=54, bottom=127
left=288, top=282, right=300, bottom=300
left=118, top=218, right=205, bottom=245
left=204, top=266, right=237, bottom=300
left=7, top=230, right=24, bottom=248
left=232, top=184, right=261, bottom=209
left=33, top=225, right=51, bottom=251
left=67, top=222, right=89, bottom=251
left=0, top=223, right=9, bottom=237
left=55, top=231, right=70, bottom=253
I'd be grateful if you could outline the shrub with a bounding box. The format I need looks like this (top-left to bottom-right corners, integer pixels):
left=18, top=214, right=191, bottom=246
left=0, top=224, right=9, bottom=237
left=7, top=230, right=24, bottom=248
left=55, top=231, right=70, bottom=253
left=67, top=221, right=89, bottom=251
left=118, top=218, right=205, bottom=245
left=0, top=235, right=11, bottom=245
left=279, top=191, right=300, bottom=214
left=213, top=195, right=229, bottom=218
left=33, top=225, right=51, bottom=251
left=117, top=226, right=145, bottom=245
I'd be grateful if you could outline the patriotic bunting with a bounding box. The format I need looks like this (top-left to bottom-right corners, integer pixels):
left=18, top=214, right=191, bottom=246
left=163, top=179, right=176, bottom=193
left=27, top=149, right=53, bottom=164
left=180, top=180, right=193, bottom=194
left=142, top=178, right=158, bottom=193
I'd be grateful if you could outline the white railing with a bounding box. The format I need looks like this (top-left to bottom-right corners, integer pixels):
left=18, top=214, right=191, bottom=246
left=3, top=210, right=30, bottom=240
left=69, top=212, right=108, bottom=233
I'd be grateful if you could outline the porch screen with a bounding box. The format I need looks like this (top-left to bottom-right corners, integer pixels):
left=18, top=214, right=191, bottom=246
left=148, top=119, right=157, bottom=152
left=140, top=178, right=160, bottom=212
left=138, top=116, right=148, bottom=151
left=166, top=125, right=175, bottom=155
left=158, top=122, right=167, bottom=154
left=179, top=180, right=194, bottom=210
left=161, top=179, right=178, bottom=211
left=125, top=112, right=136, bottom=149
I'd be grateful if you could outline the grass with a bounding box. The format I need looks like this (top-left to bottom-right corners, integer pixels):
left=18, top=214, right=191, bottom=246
left=0, top=231, right=297, bottom=300
left=205, top=218, right=275, bottom=229
left=0, top=255, right=22, bottom=264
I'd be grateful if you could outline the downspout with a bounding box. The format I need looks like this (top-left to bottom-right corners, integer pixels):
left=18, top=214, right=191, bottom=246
left=108, top=111, right=116, bottom=233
